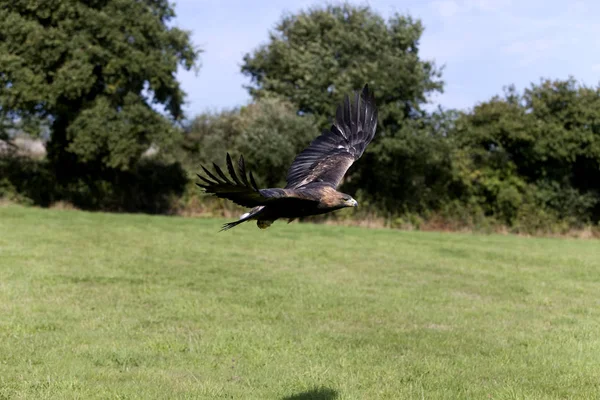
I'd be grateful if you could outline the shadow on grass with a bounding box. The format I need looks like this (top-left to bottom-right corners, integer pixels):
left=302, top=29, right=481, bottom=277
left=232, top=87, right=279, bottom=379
left=281, top=387, right=338, bottom=400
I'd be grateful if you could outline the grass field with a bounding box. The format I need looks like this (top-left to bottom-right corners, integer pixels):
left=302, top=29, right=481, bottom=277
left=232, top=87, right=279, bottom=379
left=1, top=205, right=599, bottom=399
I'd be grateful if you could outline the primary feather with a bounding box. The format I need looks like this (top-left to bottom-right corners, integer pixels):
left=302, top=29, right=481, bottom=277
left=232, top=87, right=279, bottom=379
left=285, top=84, right=378, bottom=189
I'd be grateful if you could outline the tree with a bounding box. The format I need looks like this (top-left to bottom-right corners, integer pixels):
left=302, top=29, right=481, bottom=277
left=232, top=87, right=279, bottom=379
left=0, top=0, right=199, bottom=183
left=234, top=98, right=318, bottom=187
left=453, top=78, right=600, bottom=224
left=241, top=3, right=443, bottom=133
left=353, top=109, right=462, bottom=214
left=182, top=97, right=318, bottom=187
left=240, top=3, right=444, bottom=216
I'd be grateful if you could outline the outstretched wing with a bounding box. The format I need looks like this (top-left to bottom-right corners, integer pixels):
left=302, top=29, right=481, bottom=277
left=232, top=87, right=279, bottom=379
left=197, top=153, right=277, bottom=208
left=285, top=84, right=378, bottom=189
left=197, top=153, right=318, bottom=208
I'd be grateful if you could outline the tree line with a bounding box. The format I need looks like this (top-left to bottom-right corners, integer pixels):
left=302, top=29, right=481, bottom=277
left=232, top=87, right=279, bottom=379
left=1, top=1, right=599, bottom=233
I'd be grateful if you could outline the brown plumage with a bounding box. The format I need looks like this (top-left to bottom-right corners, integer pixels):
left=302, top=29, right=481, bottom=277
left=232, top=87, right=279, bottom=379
left=196, top=84, right=378, bottom=231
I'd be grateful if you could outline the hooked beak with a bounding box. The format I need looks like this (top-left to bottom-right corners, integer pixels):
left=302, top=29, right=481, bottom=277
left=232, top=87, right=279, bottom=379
left=346, top=198, right=358, bottom=208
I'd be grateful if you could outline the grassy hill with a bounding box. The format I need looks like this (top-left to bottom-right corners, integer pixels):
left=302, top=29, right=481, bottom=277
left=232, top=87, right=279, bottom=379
left=1, top=205, right=599, bottom=399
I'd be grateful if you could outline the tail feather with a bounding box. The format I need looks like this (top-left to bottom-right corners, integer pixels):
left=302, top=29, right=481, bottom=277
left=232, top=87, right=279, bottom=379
left=219, top=206, right=265, bottom=232
left=220, top=219, right=247, bottom=232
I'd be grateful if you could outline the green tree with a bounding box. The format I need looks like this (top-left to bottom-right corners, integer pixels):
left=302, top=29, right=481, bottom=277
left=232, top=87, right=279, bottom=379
left=354, top=109, right=462, bottom=214
left=181, top=108, right=240, bottom=172
left=241, top=3, right=443, bottom=133
left=234, top=98, right=318, bottom=187
left=240, top=3, right=444, bottom=216
left=453, top=78, right=600, bottom=224
left=183, top=97, right=317, bottom=187
left=0, top=0, right=199, bottom=182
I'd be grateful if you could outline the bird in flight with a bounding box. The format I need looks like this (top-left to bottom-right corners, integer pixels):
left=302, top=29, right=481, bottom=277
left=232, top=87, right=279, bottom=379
left=196, top=84, right=378, bottom=231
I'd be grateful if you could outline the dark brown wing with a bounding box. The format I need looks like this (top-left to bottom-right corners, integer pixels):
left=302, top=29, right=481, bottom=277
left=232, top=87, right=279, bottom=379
left=197, top=153, right=320, bottom=208
left=285, top=84, right=378, bottom=189
left=197, top=153, right=275, bottom=208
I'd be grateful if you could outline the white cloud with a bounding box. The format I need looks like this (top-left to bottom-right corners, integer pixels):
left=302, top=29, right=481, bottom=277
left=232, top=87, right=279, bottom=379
left=172, top=0, right=600, bottom=114
left=430, top=0, right=510, bottom=19
left=503, top=38, right=555, bottom=54
left=431, top=0, right=460, bottom=18
left=464, top=0, right=511, bottom=11
left=566, top=1, right=587, bottom=15
left=502, top=38, right=560, bottom=66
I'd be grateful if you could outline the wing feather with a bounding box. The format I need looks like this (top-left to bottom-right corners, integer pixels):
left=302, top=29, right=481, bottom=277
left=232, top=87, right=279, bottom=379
left=285, top=84, right=378, bottom=189
left=197, top=153, right=320, bottom=208
left=225, top=153, right=242, bottom=185
left=196, top=153, right=273, bottom=208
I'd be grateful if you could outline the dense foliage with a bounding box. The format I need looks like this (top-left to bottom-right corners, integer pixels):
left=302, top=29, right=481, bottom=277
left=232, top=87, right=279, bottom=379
left=181, top=97, right=318, bottom=188
left=241, top=4, right=443, bottom=131
left=178, top=76, right=600, bottom=232
left=240, top=3, right=453, bottom=220
left=0, top=0, right=198, bottom=189
left=2, top=2, right=599, bottom=233
left=451, top=78, right=600, bottom=228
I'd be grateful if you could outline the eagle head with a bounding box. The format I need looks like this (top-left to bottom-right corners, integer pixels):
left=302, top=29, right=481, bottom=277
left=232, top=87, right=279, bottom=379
left=341, top=194, right=358, bottom=208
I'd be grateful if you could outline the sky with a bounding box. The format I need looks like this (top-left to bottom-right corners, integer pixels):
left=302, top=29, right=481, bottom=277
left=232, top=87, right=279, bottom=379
left=172, top=0, right=600, bottom=118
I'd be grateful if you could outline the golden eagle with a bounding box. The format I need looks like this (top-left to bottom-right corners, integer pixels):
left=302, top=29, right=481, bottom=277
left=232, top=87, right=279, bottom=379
left=196, top=84, right=378, bottom=231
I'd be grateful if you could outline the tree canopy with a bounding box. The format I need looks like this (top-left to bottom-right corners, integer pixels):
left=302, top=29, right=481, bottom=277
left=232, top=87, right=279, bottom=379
left=453, top=77, right=600, bottom=225
left=1, top=1, right=598, bottom=233
left=0, top=0, right=199, bottom=178
left=240, top=3, right=447, bottom=216
left=182, top=97, right=318, bottom=188
left=241, top=3, right=443, bottom=132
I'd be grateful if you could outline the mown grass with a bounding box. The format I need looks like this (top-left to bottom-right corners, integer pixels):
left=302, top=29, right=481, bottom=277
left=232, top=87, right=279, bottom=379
left=0, top=205, right=599, bottom=399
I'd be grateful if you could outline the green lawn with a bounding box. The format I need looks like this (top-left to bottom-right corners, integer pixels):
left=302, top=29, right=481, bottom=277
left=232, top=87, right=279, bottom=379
left=0, top=205, right=599, bottom=399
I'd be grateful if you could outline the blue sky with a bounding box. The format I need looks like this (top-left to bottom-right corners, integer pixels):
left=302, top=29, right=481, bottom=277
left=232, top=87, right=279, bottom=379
left=172, top=0, right=600, bottom=118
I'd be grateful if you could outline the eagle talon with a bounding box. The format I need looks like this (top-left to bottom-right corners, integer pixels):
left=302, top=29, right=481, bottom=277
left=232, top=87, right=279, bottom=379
left=257, top=220, right=273, bottom=229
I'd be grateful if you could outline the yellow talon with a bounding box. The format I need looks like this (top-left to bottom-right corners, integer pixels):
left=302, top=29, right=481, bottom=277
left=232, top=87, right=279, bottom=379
left=257, top=220, right=273, bottom=229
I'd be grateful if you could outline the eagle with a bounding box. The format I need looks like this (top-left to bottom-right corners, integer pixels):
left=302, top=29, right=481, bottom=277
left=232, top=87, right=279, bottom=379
left=196, top=84, right=378, bottom=231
